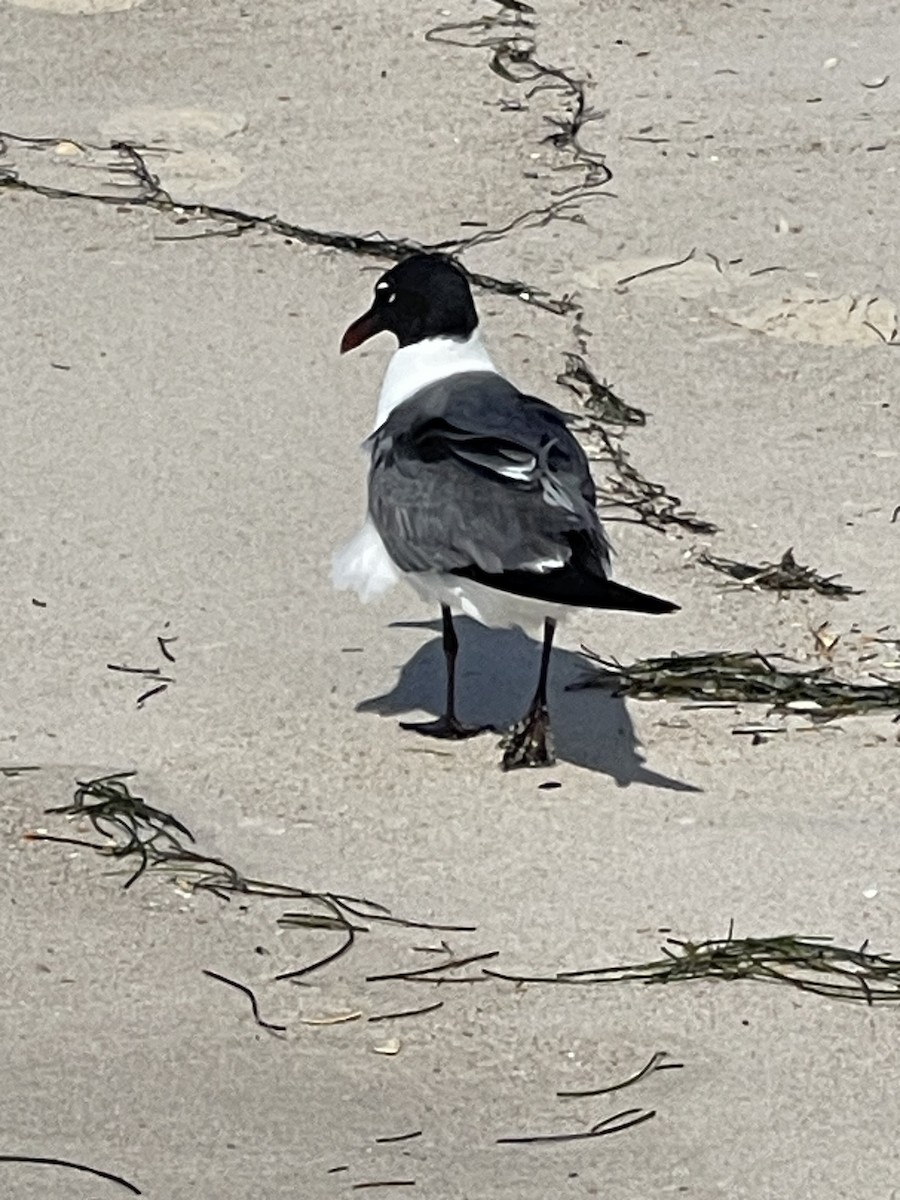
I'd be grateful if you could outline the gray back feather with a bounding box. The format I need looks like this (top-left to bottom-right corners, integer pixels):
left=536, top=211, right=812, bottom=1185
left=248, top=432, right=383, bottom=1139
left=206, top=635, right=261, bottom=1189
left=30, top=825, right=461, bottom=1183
left=366, top=372, right=612, bottom=577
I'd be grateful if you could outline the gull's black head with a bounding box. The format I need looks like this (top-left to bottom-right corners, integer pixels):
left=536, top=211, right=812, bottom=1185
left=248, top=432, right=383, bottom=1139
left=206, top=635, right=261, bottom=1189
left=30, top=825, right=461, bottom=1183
left=340, top=253, right=479, bottom=353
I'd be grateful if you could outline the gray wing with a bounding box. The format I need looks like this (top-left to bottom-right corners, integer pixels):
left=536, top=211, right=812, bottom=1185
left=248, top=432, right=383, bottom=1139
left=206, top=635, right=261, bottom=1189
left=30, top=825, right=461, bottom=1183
left=366, top=371, right=611, bottom=577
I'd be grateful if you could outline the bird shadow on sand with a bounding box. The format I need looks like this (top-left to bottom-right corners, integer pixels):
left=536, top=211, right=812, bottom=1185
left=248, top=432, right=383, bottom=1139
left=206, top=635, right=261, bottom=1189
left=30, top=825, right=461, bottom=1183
left=357, top=616, right=699, bottom=791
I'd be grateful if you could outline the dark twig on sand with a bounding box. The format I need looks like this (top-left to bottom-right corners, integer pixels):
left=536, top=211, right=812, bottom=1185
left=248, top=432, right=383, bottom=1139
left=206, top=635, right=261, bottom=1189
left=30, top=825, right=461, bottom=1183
left=616, top=249, right=696, bottom=286
left=136, top=683, right=168, bottom=708
left=374, top=1131, right=424, bottom=1145
left=557, top=353, right=647, bottom=427
left=366, top=950, right=499, bottom=983
left=554, top=314, right=717, bottom=536
left=201, top=969, right=287, bottom=1034
left=274, top=916, right=357, bottom=983
left=427, top=7, right=716, bottom=537
left=0, top=1155, right=141, bottom=1196
left=485, top=925, right=900, bottom=1004
left=106, top=663, right=172, bottom=679
left=497, top=1107, right=656, bottom=1145
left=351, top=1182, right=417, bottom=1191
left=572, top=418, right=718, bottom=534
left=698, top=547, right=861, bottom=598
left=550, top=335, right=714, bottom=533
left=157, top=634, right=178, bottom=663
left=368, top=1001, right=445, bottom=1023
left=571, top=649, right=900, bottom=722
left=26, top=772, right=475, bottom=980
left=109, top=626, right=179, bottom=706
left=0, top=131, right=580, bottom=316
left=557, top=1051, right=682, bottom=1098
left=426, top=0, right=610, bottom=192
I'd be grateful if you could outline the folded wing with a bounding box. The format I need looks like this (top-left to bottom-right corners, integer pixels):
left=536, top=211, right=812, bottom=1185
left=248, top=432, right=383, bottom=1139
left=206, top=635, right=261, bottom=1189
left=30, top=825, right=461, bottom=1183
left=367, top=371, right=612, bottom=582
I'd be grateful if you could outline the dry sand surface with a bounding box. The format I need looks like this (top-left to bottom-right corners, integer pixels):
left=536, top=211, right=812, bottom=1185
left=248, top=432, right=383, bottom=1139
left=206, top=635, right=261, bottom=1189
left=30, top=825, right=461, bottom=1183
left=2, top=0, right=899, bottom=1196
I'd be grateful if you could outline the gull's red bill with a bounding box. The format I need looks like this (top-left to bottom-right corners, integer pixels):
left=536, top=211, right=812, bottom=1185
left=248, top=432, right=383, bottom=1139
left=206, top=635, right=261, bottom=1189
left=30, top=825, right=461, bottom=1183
left=340, top=308, right=382, bottom=354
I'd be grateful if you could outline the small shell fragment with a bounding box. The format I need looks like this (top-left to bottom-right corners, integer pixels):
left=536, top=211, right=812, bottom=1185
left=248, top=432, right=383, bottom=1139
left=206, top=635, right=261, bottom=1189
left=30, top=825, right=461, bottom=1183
left=372, top=1037, right=401, bottom=1055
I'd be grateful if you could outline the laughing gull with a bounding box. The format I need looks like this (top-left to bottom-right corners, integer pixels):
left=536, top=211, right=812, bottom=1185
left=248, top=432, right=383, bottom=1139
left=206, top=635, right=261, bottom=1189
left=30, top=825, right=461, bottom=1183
left=333, top=253, right=678, bottom=769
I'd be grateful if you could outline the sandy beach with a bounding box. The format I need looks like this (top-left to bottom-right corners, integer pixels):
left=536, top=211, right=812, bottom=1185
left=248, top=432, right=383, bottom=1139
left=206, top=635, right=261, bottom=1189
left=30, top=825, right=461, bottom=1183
left=2, top=1, right=899, bottom=1196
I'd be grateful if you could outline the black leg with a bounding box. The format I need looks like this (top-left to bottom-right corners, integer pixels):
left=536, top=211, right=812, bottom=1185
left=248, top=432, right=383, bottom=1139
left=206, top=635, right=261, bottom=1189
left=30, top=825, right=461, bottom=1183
left=400, top=605, right=491, bottom=740
left=500, top=617, right=557, bottom=770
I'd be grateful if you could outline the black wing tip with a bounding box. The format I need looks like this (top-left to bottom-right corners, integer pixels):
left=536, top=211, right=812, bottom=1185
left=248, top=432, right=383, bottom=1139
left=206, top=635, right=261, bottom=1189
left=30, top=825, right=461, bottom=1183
left=637, top=593, right=680, bottom=615
left=585, top=581, right=680, bottom=615
left=642, top=598, right=680, bottom=615
left=452, top=566, right=679, bottom=615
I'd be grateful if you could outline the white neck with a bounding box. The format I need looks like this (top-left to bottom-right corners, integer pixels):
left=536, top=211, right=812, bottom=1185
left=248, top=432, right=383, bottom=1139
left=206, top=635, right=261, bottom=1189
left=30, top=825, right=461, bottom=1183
left=373, top=329, right=499, bottom=428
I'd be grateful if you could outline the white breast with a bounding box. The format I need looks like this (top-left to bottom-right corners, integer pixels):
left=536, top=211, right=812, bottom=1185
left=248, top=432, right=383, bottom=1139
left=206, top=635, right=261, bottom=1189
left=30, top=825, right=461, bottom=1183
left=373, top=329, right=499, bottom=428
left=334, top=328, right=503, bottom=603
